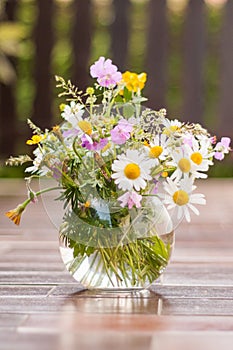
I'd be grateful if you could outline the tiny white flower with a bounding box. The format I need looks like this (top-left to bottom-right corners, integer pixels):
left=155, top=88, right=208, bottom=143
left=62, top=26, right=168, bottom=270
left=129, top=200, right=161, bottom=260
left=25, top=148, right=47, bottom=174
left=112, top=149, right=155, bottom=191
left=61, top=101, right=84, bottom=127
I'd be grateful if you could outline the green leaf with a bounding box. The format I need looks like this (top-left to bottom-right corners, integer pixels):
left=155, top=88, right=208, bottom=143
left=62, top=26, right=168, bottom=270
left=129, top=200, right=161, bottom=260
left=123, top=104, right=135, bottom=119
left=123, top=87, right=132, bottom=101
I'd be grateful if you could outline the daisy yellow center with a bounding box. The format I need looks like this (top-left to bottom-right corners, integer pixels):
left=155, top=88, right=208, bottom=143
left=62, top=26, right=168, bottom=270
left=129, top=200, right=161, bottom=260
left=178, top=158, right=191, bottom=173
left=163, top=125, right=180, bottom=135
left=77, top=120, right=92, bottom=135
left=161, top=171, right=168, bottom=178
left=149, top=146, right=163, bottom=158
left=173, top=190, right=189, bottom=206
left=124, top=163, right=141, bottom=180
left=191, top=152, right=203, bottom=165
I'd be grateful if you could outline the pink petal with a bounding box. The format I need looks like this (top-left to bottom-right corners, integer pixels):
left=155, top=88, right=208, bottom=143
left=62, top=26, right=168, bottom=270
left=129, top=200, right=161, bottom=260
left=214, top=151, right=224, bottom=160
left=221, top=137, right=231, bottom=148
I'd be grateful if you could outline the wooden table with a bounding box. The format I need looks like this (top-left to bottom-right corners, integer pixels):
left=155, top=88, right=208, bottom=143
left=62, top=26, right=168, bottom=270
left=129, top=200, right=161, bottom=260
left=0, top=178, right=233, bottom=350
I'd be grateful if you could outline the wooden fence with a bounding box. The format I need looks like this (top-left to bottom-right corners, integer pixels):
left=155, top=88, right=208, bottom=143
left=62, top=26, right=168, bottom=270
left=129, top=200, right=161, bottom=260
left=0, top=0, right=233, bottom=159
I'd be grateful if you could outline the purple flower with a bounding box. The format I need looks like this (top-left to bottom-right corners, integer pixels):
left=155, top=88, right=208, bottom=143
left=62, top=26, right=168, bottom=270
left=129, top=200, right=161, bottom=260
left=81, top=134, right=108, bottom=151
left=110, top=119, right=133, bottom=145
left=214, top=137, right=231, bottom=161
left=90, top=56, right=122, bottom=88
left=118, top=191, right=142, bottom=209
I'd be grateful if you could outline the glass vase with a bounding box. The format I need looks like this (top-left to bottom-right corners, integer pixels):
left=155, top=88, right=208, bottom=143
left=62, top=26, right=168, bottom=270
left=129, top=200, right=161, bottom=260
left=59, top=196, right=175, bottom=290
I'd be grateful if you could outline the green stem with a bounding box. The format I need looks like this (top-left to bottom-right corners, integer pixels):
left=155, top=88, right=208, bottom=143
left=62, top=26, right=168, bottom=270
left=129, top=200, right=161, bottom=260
left=19, top=186, right=62, bottom=212
left=72, top=137, right=89, bottom=171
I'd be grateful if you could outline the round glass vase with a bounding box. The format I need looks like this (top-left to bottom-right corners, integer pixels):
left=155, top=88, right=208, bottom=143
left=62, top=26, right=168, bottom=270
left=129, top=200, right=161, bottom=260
left=59, top=196, right=175, bottom=290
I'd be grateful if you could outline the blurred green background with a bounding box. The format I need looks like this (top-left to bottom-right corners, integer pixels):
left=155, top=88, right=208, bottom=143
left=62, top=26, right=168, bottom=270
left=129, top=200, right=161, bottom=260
left=0, top=0, right=232, bottom=177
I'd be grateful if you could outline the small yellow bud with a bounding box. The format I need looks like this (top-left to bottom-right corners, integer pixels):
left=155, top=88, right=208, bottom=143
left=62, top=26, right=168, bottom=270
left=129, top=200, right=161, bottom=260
left=86, top=87, right=94, bottom=95
left=52, top=125, right=60, bottom=133
left=59, top=103, right=66, bottom=112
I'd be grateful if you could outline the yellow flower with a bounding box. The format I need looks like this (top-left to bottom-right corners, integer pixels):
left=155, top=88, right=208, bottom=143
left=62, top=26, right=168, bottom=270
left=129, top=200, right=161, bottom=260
left=5, top=205, right=25, bottom=225
left=84, top=201, right=90, bottom=208
left=26, top=134, right=45, bottom=145
left=122, top=71, right=147, bottom=92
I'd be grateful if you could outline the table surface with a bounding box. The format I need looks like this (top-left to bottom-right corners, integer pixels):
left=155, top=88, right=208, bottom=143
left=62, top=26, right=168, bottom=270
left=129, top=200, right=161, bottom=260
left=0, top=178, right=233, bottom=350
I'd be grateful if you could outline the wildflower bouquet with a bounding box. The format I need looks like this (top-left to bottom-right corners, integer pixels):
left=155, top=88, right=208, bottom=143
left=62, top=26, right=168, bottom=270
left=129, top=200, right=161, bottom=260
left=6, top=57, right=231, bottom=289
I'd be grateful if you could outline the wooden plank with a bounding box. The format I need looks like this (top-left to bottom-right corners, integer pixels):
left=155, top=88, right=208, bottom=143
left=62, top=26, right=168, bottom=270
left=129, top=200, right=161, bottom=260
left=0, top=179, right=233, bottom=350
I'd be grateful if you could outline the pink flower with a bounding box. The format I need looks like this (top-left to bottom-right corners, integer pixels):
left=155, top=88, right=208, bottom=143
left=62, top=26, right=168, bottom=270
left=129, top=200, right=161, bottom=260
left=210, top=136, right=217, bottom=145
left=118, top=191, right=142, bottom=209
left=214, top=152, right=224, bottom=161
left=81, top=134, right=108, bottom=151
left=90, top=57, right=122, bottom=88
left=219, top=137, right=231, bottom=148
left=214, top=137, right=231, bottom=161
left=183, top=134, right=193, bottom=147
left=110, top=119, right=133, bottom=144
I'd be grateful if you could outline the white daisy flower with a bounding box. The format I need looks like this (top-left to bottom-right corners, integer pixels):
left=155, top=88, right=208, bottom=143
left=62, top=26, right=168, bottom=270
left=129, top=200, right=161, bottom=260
left=185, top=137, right=214, bottom=178
left=162, top=118, right=183, bottom=136
left=145, top=134, right=170, bottom=161
left=61, top=101, right=85, bottom=127
left=161, top=177, right=206, bottom=223
left=111, top=149, right=155, bottom=191
left=170, top=146, right=196, bottom=181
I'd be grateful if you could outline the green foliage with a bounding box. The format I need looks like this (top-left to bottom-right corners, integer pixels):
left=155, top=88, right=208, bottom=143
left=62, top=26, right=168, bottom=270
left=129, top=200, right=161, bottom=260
left=0, top=22, right=27, bottom=84
left=1, top=1, right=231, bottom=178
